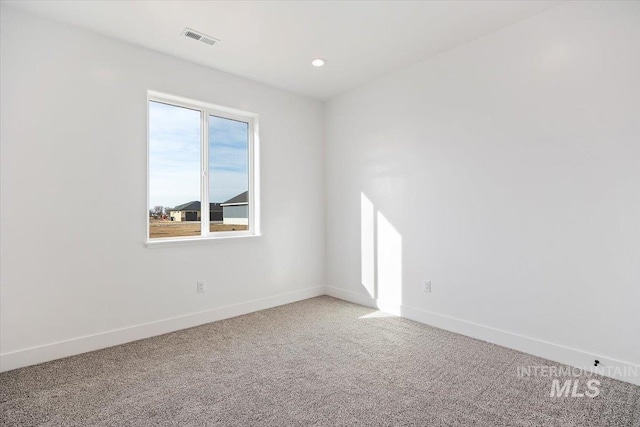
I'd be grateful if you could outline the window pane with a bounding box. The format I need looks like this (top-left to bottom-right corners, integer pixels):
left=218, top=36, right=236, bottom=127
left=148, top=101, right=201, bottom=239
left=209, top=115, right=249, bottom=233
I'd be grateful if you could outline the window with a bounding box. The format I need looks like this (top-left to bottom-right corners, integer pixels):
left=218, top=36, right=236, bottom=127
left=147, top=91, right=259, bottom=243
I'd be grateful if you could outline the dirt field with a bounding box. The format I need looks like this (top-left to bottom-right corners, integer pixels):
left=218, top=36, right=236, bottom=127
left=149, top=220, right=248, bottom=239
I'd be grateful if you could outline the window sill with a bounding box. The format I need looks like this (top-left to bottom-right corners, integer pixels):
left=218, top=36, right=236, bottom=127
left=145, top=233, right=261, bottom=248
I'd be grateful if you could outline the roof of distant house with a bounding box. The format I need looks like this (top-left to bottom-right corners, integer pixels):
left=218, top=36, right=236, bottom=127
left=171, top=201, right=222, bottom=212
left=221, top=191, right=248, bottom=206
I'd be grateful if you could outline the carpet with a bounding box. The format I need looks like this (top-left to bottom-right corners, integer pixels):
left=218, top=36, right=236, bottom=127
left=1, top=296, right=639, bottom=426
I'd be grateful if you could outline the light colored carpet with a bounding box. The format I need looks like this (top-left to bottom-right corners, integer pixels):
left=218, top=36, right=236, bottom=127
left=1, top=296, right=639, bottom=426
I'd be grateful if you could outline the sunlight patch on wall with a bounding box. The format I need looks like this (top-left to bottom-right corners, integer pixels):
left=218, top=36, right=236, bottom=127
left=361, top=193, right=375, bottom=298
left=377, top=211, right=402, bottom=308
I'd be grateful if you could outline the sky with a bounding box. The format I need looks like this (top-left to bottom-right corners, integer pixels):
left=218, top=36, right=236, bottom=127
left=148, top=101, right=249, bottom=209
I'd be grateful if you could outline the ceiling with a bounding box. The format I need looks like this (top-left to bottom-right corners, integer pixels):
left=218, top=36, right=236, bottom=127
left=4, top=1, right=563, bottom=100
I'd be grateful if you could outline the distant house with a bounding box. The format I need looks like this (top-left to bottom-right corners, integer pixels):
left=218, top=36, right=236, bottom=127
left=169, top=201, right=223, bottom=222
left=221, top=191, right=248, bottom=225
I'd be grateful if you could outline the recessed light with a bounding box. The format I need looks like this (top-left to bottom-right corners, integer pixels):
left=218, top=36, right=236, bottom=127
left=311, top=58, right=326, bottom=67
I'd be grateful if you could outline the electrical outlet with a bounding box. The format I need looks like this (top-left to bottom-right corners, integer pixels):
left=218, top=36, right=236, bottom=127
left=423, top=280, right=431, bottom=293
left=197, top=281, right=206, bottom=294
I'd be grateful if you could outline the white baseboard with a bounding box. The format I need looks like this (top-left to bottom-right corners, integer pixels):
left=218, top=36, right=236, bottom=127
left=4, top=284, right=638, bottom=387
left=324, top=286, right=640, bottom=386
left=0, top=286, right=325, bottom=373
left=324, top=285, right=378, bottom=308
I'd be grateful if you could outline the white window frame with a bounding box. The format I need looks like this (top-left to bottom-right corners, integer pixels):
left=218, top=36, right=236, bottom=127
left=146, top=90, right=260, bottom=246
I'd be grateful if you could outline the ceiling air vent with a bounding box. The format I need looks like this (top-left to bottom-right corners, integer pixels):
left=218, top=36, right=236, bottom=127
left=200, top=36, right=217, bottom=46
left=182, top=28, right=219, bottom=46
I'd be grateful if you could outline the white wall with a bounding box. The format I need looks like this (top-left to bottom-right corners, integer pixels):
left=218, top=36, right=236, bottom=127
left=325, top=0, right=640, bottom=374
left=0, top=7, right=324, bottom=369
